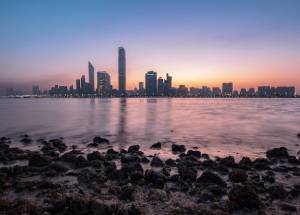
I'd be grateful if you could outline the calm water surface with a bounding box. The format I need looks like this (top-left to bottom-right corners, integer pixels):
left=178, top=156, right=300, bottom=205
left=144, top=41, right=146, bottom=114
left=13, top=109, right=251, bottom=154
left=0, top=98, right=299, bottom=159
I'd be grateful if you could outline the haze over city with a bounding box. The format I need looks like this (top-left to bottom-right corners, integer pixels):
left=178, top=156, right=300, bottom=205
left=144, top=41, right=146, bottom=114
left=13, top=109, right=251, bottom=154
left=1, top=0, right=300, bottom=94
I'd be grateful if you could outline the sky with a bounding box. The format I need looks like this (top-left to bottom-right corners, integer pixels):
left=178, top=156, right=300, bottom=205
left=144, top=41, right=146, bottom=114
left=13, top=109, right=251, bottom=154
left=0, top=0, right=300, bottom=93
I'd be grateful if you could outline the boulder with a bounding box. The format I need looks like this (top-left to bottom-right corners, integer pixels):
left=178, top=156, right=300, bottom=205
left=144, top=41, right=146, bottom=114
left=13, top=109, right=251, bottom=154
left=267, top=184, right=287, bottom=199
left=165, top=158, right=176, bottom=167
left=219, top=156, right=236, bottom=167
left=229, top=184, right=261, bottom=209
left=93, top=136, right=109, bottom=144
left=87, top=151, right=104, bottom=161
left=145, top=170, right=166, bottom=189
left=229, top=169, right=248, bottom=183
left=29, top=153, right=51, bottom=167
left=171, top=144, right=186, bottom=153
left=119, top=185, right=135, bottom=201
left=150, top=142, right=162, bottom=149
left=266, top=147, right=289, bottom=159
left=49, top=139, right=67, bottom=152
left=150, top=157, right=164, bottom=167
left=178, top=164, right=197, bottom=181
left=127, top=145, right=140, bottom=154
left=186, top=150, right=201, bottom=158
left=197, top=171, right=226, bottom=187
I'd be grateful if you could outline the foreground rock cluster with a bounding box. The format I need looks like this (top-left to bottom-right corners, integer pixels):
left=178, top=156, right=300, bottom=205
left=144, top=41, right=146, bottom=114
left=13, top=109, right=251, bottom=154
left=0, top=136, right=300, bottom=214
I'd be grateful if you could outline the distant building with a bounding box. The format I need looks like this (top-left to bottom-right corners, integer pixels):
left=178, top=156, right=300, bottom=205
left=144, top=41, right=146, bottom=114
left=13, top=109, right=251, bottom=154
left=240, top=88, right=247, bottom=97
left=69, top=85, right=74, bottom=95
left=81, top=75, right=86, bottom=95
left=164, top=73, right=172, bottom=96
left=145, top=71, right=157, bottom=96
left=157, top=77, right=164, bottom=96
left=232, top=90, right=239, bottom=97
left=177, top=85, right=188, bottom=97
left=257, top=86, right=271, bottom=97
left=32, top=85, right=40, bottom=95
left=222, top=83, right=233, bottom=97
left=118, top=47, right=126, bottom=96
left=88, top=62, right=95, bottom=94
left=275, top=86, right=295, bottom=97
left=138, top=82, right=144, bottom=96
left=212, top=87, right=222, bottom=97
left=248, top=88, right=255, bottom=97
left=76, top=79, right=81, bottom=94
left=190, top=87, right=201, bottom=96
left=97, top=71, right=111, bottom=97
left=201, top=86, right=211, bottom=97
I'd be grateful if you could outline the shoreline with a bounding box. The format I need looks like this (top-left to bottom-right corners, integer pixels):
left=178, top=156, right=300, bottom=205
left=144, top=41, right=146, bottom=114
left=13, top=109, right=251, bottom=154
left=0, top=135, right=300, bottom=214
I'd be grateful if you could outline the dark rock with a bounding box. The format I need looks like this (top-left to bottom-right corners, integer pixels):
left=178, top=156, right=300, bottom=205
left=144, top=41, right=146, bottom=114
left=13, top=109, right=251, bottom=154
left=201, top=153, right=210, bottom=159
left=74, top=156, right=89, bottom=168
left=106, top=148, right=119, bottom=155
left=266, top=147, right=289, bottom=159
left=267, top=184, right=287, bottom=199
left=171, top=144, right=186, bottom=153
left=229, top=169, right=248, bottom=183
left=165, top=158, right=176, bottom=166
left=140, top=156, right=150, bottom=163
left=127, top=145, right=140, bottom=154
left=150, top=156, right=164, bottom=167
left=219, top=156, right=236, bottom=167
left=262, top=175, right=275, bottom=183
left=229, top=184, right=262, bottom=209
left=28, top=153, right=51, bottom=167
left=150, top=142, right=161, bottom=149
left=289, top=188, right=300, bottom=198
left=119, top=185, right=135, bottom=201
left=186, top=150, right=201, bottom=158
left=121, top=162, right=143, bottom=174
left=93, top=136, right=109, bottom=144
left=253, top=158, right=271, bottom=170
left=288, top=156, right=300, bottom=165
left=297, top=133, right=300, bottom=138
left=20, top=136, right=32, bottom=144
left=197, top=171, right=227, bottom=187
left=47, top=162, right=69, bottom=173
left=178, top=164, right=197, bottom=181
left=145, top=170, right=166, bottom=189
left=279, top=202, right=297, bottom=212
left=49, top=139, right=67, bottom=152
left=130, top=171, right=144, bottom=182
left=87, top=151, right=104, bottom=161
left=121, top=154, right=141, bottom=163
left=60, top=150, right=82, bottom=163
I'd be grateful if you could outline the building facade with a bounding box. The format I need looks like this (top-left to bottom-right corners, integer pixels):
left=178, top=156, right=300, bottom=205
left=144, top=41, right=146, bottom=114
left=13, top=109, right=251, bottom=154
left=118, top=47, right=126, bottom=96
left=88, top=62, right=95, bottom=94
left=97, top=71, right=111, bottom=97
left=145, top=71, right=157, bottom=96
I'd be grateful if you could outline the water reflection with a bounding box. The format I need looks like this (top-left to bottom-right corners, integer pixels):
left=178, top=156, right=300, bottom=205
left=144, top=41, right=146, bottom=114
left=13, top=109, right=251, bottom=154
left=116, top=98, right=127, bottom=146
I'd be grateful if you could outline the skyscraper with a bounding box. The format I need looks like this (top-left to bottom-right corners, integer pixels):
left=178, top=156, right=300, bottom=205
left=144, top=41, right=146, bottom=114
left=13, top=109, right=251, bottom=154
left=164, top=73, right=172, bottom=96
left=97, top=71, right=111, bottom=97
left=81, top=75, right=86, bottom=95
left=76, top=79, right=81, bottom=94
left=157, top=77, right=164, bottom=96
left=88, top=62, right=95, bottom=94
left=145, top=71, right=157, bottom=96
left=222, top=83, right=233, bottom=97
left=118, top=47, right=126, bottom=96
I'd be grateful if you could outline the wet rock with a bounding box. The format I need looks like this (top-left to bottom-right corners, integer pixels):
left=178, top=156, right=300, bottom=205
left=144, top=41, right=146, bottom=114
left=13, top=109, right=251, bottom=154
left=171, top=144, right=186, bottom=153
left=201, top=153, right=210, bottom=159
left=197, top=171, right=227, bottom=187
left=267, top=184, right=287, bottom=199
left=150, top=142, right=162, bottom=149
left=297, top=133, right=300, bottom=138
left=186, top=150, right=201, bottom=158
left=74, top=155, right=89, bottom=168
left=129, top=171, right=144, bottom=182
left=279, top=202, right=297, bottom=212
left=47, top=162, right=69, bottom=173
left=127, top=145, right=140, bottom=154
left=93, top=136, right=109, bottom=144
left=87, top=151, right=104, bottom=161
left=145, top=170, right=166, bottom=189
left=253, top=158, right=271, bottom=170
left=219, top=156, right=236, bottom=167
left=229, top=169, right=248, bottom=183
left=165, top=158, right=176, bottom=167
left=229, top=184, right=262, bottom=209
left=238, top=157, right=252, bottom=170
left=119, top=184, right=135, bottom=201
left=289, top=187, right=300, bottom=198
left=262, top=175, right=275, bottom=183
left=146, top=188, right=167, bottom=202
left=150, top=156, right=164, bottom=167
left=28, top=153, right=51, bottom=167
left=288, top=156, right=300, bottom=165
left=121, top=162, right=143, bottom=175
left=20, top=135, right=32, bottom=144
left=49, top=139, right=67, bottom=152
left=178, top=164, right=197, bottom=181
left=266, top=147, right=289, bottom=159
left=121, top=154, right=141, bottom=163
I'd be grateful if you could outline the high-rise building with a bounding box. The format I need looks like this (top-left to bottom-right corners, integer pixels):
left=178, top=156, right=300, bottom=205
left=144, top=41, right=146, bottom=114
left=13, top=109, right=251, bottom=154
left=257, top=86, right=271, bottom=97
left=32, top=85, right=40, bottom=95
left=76, top=79, right=81, bottom=94
left=81, top=75, right=86, bottom=95
left=145, top=71, right=157, bottom=96
left=97, top=71, right=111, bottom=97
left=240, top=88, right=247, bottom=97
left=157, top=77, right=164, bottom=96
left=138, top=82, right=144, bottom=96
left=164, top=73, right=172, bottom=96
left=222, top=83, right=233, bottom=96
left=212, top=87, right=222, bottom=97
left=88, top=62, right=95, bottom=94
left=118, top=47, right=126, bottom=96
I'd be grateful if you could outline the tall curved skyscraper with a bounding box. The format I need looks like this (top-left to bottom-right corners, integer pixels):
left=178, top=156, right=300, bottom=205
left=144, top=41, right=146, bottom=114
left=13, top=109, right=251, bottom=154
left=118, top=47, right=126, bottom=96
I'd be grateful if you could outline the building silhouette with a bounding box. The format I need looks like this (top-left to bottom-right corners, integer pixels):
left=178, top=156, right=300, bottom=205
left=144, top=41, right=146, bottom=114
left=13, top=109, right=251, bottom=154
left=88, top=62, right=95, bottom=94
left=222, top=83, right=233, bottom=96
left=118, top=47, right=126, bottom=96
left=76, top=79, right=81, bottom=94
left=32, top=85, right=40, bottom=95
left=81, top=75, right=86, bottom=95
left=164, top=73, right=172, bottom=96
left=157, top=77, right=164, bottom=96
left=97, top=71, right=111, bottom=97
left=145, top=71, right=157, bottom=96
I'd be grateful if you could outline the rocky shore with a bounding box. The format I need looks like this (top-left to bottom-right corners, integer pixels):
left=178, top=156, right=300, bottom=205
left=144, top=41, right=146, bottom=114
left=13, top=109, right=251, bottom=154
left=0, top=135, right=300, bottom=214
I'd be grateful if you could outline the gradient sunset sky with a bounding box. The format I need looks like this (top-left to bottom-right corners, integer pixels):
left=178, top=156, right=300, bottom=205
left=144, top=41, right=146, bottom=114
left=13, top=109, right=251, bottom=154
left=0, top=0, right=300, bottom=92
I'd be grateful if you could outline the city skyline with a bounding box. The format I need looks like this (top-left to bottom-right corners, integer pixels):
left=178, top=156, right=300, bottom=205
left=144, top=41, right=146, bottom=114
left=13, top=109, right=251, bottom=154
left=1, top=0, right=300, bottom=94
